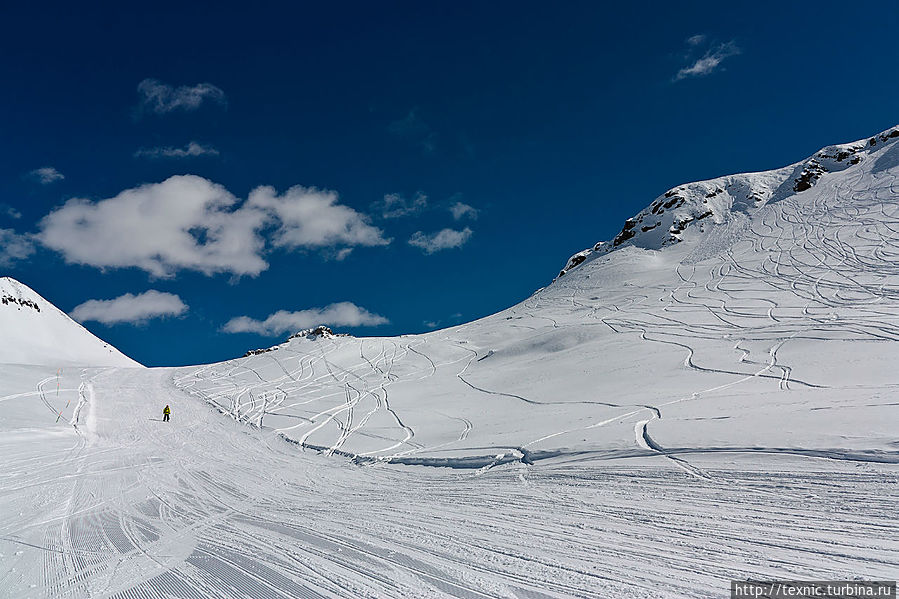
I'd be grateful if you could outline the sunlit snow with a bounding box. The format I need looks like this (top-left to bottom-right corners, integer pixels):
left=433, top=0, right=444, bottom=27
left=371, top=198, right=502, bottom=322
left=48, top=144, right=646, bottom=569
left=2, top=127, right=897, bottom=598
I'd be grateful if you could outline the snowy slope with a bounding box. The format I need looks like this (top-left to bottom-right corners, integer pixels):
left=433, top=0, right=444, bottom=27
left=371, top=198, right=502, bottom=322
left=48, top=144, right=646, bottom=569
left=558, top=126, right=899, bottom=275
left=2, top=126, right=898, bottom=598
left=0, top=277, right=141, bottom=367
left=173, top=126, right=899, bottom=468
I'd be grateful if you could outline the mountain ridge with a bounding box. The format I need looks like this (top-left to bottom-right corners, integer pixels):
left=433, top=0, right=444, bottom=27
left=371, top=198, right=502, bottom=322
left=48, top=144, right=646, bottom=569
left=558, top=124, right=899, bottom=278
left=0, top=276, right=141, bottom=367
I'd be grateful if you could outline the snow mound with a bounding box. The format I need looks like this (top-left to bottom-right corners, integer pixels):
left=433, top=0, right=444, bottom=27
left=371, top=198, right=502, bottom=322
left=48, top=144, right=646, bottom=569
left=558, top=125, right=899, bottom=277
left=243, top=325, right=347, bottom=357
left=0, top=277, right=141, bottom=367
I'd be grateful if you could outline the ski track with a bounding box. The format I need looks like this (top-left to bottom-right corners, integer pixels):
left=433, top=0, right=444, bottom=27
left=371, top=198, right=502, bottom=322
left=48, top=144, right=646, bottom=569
left=4, top=367, right=897, bottom=598
left=3, top=139, right=899, bottom=597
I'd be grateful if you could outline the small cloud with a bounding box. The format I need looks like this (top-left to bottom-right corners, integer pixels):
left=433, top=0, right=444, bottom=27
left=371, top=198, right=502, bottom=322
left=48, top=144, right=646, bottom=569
left=424, top=312, right=464, bottom=330
left=1, top=204, right=22, bottom=219
left=408, top=227, right=473, bottom=254
left=388, top=108, right=436, bottom=153
left=373, top=192, right=428, bottom=219
left=134, top=141, right=220, bottom=159
left=136, top=78, right=226, bottom=116
left=685, top=34, right=707, bottom=46
left=223, top=302, right=388, bottom=336
left=675, top=40, right=741, bottom=81
left=70, top=290, right=188, bottom=325
left=28, top=167, right=64, bottom=185
left=0, top=228, right=35, bottom=267
left=449, top=201, right=478, bottom=221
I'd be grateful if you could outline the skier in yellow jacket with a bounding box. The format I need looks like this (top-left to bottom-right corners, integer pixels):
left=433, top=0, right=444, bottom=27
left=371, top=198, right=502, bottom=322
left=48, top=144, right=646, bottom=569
left=163, top=405, right=171, bottom=422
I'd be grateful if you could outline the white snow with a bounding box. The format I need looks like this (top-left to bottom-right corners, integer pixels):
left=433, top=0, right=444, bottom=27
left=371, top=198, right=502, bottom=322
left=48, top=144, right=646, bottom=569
left=1, top=126, right=898, bottom=598
left=0, top=277, right=141, bottom=367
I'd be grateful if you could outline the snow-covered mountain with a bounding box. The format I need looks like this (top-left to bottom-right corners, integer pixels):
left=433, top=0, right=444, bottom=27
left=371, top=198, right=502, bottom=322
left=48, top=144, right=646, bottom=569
left=175, top=124, right=899, bottom=468
left=0, top=277, right=140, bottom=367
left=558, top=125, right=899, bottom=276
left=3, top=125, right=898, bottom=598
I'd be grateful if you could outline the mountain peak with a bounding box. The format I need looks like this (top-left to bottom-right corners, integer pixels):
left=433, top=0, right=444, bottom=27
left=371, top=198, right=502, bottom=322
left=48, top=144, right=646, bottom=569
left=558, top=125, right=899, bottom=278
left=0, top=277, right=141, bottom=367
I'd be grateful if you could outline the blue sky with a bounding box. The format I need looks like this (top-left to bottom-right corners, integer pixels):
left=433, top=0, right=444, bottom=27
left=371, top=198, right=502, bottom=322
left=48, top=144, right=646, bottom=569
left=1, top=1, right=897, bottom=366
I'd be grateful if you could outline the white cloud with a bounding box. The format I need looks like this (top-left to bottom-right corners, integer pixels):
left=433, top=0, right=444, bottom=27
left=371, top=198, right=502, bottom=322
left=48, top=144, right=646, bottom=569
left=134, top=141, right=219, bottom=159
left=223, top=302, right=388, bottom=336
left=374, top=192, right=428, bottom=219
left=29, top=167, right=64, bottom=185
left=36, top=175, right=389, bottom=278
left=335, top=248, right=354, bottom=261
left=1, top=204, right=22, bottom=219
left=424, top=312, right=463, bottom=330
left=70, top=290, right=188, bottom=325
left=449, top=201, right=478, bottom=221
left=37, top=175, right=268, bottom=278
left=408, top=227, right=473, bottom=254
left=247, top=185, right=390, bottom=250
left=675, top=40, right=741, bottom=81
left=0, top=229, right=34, bottom=266
left=685, top=34, right=707, bottom=46
left=137, top=78, right=226, bottom=115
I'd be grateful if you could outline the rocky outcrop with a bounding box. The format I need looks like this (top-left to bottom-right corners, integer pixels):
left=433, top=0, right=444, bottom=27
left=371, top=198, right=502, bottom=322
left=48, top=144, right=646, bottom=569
left=288, top=325, right=346, bottom=341
left=243, top=325, right=349, bottom=357
left=1, top=293, right=40, bottom=312
left=556, top=125, right=899, bottom=280
left=243, top=346, right=280, bottom=357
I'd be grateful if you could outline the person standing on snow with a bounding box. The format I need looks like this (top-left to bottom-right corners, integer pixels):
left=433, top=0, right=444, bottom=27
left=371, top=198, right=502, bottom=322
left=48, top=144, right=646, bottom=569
left=163, top=405, right=171, bottom=422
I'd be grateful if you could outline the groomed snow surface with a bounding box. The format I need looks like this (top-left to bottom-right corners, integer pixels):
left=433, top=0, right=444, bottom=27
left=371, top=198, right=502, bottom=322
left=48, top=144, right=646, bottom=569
left=2, top=128, right=899, bottom=597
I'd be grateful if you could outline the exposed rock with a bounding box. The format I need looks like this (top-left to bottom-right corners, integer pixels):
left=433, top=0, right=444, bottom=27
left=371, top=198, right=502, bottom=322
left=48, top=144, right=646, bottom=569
left=244, top=346, right=279, bottom=357
left=288, top=325, right=346, bottom=341
left=1, top=294, right=40, bottom=312
left=663, top=196, right=684, bottom=210
left=554, top=125, right=899, bottom=281
left=613, top=219, right=637, bottom=246
left=793, top=159, right=826, bottom=192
